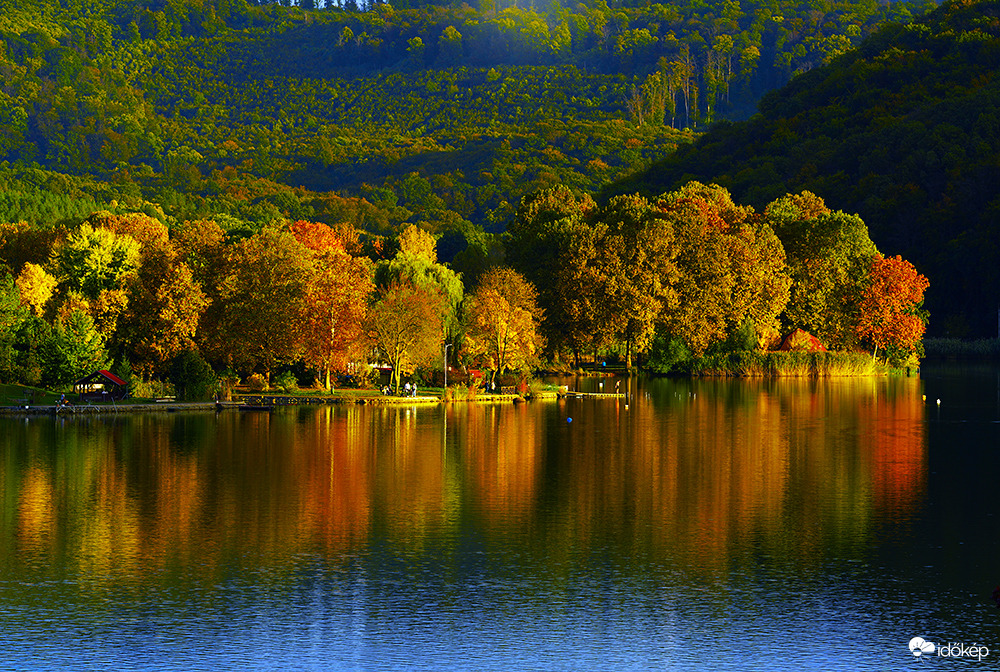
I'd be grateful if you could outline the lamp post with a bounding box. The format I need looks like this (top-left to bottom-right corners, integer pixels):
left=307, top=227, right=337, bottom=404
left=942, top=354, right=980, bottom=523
left=443, top=343, right=453, bottom=394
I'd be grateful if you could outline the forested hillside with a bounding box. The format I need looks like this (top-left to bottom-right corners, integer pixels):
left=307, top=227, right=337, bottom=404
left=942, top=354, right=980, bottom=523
left=613, top=0, right=999, bottom=338
left=0, top=0, right=931, bottom=245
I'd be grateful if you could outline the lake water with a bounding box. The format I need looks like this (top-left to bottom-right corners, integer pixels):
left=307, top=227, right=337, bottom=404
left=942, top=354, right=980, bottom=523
left=1, top=364, right=998, bottom=670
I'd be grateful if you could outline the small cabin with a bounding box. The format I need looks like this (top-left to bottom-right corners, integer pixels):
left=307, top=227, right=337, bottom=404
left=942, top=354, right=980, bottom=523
left=73, top=370, right=129, bottom=401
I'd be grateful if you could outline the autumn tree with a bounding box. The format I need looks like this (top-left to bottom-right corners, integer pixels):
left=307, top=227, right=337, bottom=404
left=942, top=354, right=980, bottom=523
left=117, top=251, right=210, bottom=378
left=506, top=185, right=606, bottom=366
left=366, top=281, right=446, bottom=395
left=87, top=212, right=170, bottom=260
left=856, top=254, right=929, bottom=365
left=463, top=267, right=543, bottom=388
left=766, top=192, right=878, bottom=348
left=218, top=228, right=313, bottom=382
left=15, top=263, right=57, bottom=317
left=173, top=220, right=228, bottom=360
left=657, top=182, right=790, bottom=356
left=596, top=193, right=679, bottom=369
left=291, top=221, right=374, bottom=391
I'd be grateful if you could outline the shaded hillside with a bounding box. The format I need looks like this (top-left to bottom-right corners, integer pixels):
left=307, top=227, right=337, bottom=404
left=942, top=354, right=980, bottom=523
left=610, top=0, right=1000, bottom=338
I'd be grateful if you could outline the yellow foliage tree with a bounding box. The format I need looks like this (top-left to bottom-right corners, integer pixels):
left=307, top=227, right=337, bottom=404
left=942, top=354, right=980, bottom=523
left=463, top=267, right=543, bottom=388
left=15, top=263, right=56, bottom=317
left=365, top=281, right=445, bottom=395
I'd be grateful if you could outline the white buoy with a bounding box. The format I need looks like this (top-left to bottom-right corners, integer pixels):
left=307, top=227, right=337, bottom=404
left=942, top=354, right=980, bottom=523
left=937, top=399, right=941, bottom=405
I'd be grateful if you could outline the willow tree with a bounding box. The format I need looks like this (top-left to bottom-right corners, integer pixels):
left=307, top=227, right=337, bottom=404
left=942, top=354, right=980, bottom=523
left=374, top=225, right=464, bottom=342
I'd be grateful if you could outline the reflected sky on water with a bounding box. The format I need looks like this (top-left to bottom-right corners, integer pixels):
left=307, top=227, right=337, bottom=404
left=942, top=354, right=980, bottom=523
left=1, top=365, right=998, bottom=669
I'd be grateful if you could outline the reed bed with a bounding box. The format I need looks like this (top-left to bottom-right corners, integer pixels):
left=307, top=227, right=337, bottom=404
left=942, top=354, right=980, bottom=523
left=686, top=351, right=884, bottom=377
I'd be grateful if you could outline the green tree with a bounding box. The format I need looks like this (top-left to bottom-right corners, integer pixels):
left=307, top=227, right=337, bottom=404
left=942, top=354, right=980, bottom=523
left=0, top=272, right=26, bottom=381
left=169, top=348, right=217, bottom=401
left=506, top=185, right=605, bottom=366
left=765, top=192, right=878, bottom=348
left=46, top=308, right=108, bottom=386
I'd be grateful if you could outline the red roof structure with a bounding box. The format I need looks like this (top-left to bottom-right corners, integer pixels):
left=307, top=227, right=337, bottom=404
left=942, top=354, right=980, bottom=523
left=776, top=329, right=828, bottom=352
left=98, top=369, right=127, bottom=386
left=73, top=369, right=129, bottom=400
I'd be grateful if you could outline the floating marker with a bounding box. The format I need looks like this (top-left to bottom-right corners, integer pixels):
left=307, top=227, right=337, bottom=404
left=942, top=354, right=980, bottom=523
left=937, top=399, right=941, bottom=405
left=567, top=417, right=572, bottom=423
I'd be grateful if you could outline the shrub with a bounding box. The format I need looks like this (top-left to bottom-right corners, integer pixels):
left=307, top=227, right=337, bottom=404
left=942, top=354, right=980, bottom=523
left=274, top=370, right=298, bottom=393
left=170, top=349, right=217, bottom=401
left=647, top=334, right=692, bottom=374
left=130, top=377, right=174, bottom=400
left=247, top=373, right=267, bottom=391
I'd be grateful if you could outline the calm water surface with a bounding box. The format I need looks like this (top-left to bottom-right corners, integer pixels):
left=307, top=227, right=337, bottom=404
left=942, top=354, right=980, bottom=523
left=1, top=364, right=999, bottom=670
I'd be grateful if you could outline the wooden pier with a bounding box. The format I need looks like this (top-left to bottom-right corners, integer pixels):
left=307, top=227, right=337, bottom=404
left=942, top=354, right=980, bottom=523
left=559, top=392, right=626, bottom=399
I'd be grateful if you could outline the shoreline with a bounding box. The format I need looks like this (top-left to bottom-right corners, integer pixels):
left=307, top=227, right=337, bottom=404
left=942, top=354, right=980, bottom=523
left=0, top=391, right=562, bottom=417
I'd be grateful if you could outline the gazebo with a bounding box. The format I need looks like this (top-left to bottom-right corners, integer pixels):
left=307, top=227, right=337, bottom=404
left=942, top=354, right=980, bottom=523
left=73, top=370, right=129, bottom=401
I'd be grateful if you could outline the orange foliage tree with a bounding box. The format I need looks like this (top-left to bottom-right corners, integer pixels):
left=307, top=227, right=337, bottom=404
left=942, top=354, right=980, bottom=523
left=291, top=221, right=373, bottom=391
left=855, top=255, right=929, bottom=365
left=365, top=281, right=445, bottom=395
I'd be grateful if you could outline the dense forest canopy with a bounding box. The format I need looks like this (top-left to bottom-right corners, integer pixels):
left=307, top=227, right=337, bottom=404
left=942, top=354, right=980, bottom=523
left=0, top=0, right=933, bottom=233
left=612, top=0, right=1000, bottom=338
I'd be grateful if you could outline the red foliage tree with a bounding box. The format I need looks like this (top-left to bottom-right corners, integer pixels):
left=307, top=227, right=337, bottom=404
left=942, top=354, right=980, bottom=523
left=856, top=255, right=929, bottom=364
